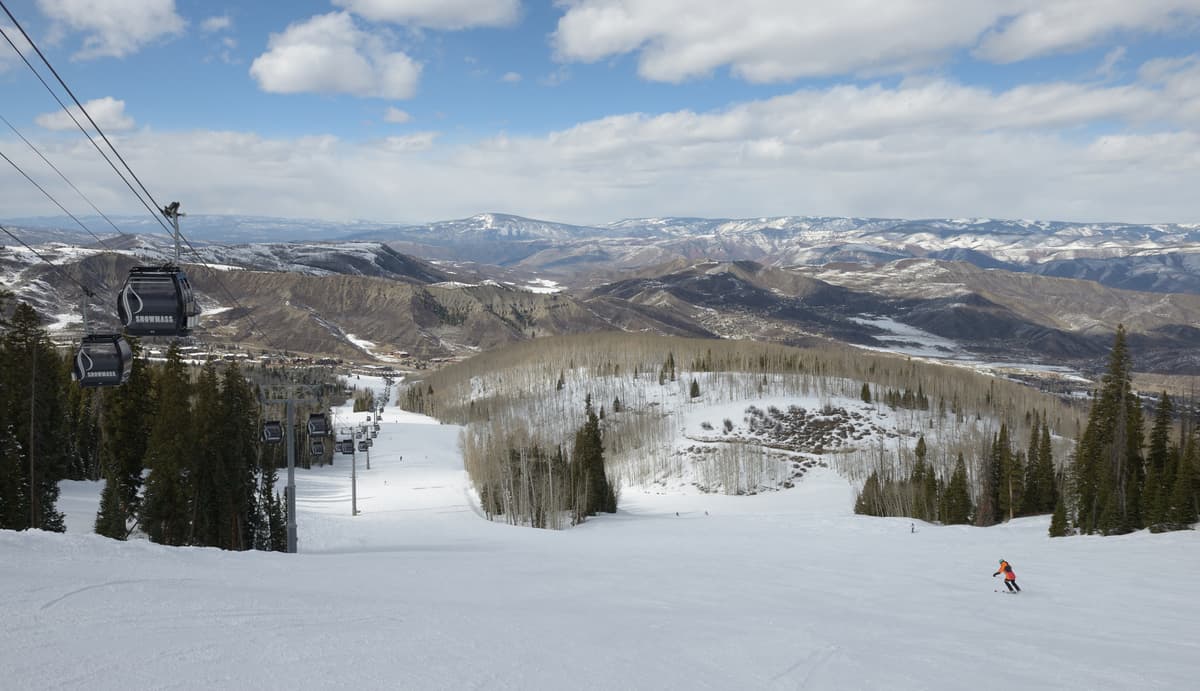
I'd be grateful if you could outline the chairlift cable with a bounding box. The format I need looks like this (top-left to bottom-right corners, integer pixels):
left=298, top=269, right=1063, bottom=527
left=0, top=2, right=174, bottom=237
left=0, top=145, right=113, bottom=249
left=0, top=18, right=171, bottom=237
left=2, top=3, right=299, bottom=357
left=0, top=113, right=128, bottom=239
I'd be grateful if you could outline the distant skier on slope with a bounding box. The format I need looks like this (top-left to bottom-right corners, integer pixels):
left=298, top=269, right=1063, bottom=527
left=993, top=559, right=1020, bottom=593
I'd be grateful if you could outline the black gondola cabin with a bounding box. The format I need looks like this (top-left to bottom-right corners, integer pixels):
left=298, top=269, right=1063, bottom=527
left=307, top=413, right=330, bottom=437
left=309, top=439, right=325, bottom=456
left=118, top=266, right=200, bottom=337
left=71, top=334, right=133, bottom=388
left=262, top=421, right=283, bottom=444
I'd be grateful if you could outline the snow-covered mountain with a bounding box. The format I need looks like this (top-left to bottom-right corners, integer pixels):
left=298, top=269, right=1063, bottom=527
left=10, top=212, right=1200, bottom=292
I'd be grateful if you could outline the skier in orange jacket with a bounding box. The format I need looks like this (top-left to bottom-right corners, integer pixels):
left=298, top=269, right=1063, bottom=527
left=993, top=559, right=1020, bottom=592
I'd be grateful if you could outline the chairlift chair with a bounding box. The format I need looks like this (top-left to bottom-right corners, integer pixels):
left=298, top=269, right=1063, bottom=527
left=306, top=413, right=330, bottom=437
left=117, top=266, right=200, bottom=337
left=261, top=421, right=284, bottom=444
left=71, top=334, right=133, bottom=388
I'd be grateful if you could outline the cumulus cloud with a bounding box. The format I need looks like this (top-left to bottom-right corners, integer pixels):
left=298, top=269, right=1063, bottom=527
left=34, top=97, right=135, bottom=131
left=333, top=0, right=520, bottom=29
left=249, top=12, right=421, bottom=99
left=36, top=0, right=185, bottom=60
left=501, top=71, right=522, bottom=83
left=5, top=66, right=1200, bottom=224
left=553, top=0, right=1200, bottom=82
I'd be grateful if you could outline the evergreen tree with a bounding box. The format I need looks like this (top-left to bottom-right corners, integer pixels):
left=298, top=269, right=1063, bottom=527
left=689, top=378, right=701, bottom=399
left=97, top=340, right=155, bottom=536
left=1049, top=492, right=1068, bottom=537
left=94, top=463, right=126, bottom=539
left=1070, top=326, right=1145, bottom=535
left=1036, top=423, right=1057, bottom=513
left=976, top=430, right=1002, bottom=526
left=1165, top=438, right=1198, bottom=529
left=941, top=453, right=972, bottom=525
left=140, top=343, right=194, bottom=545
left=571, top=395, right=615, bottom=522
left=1021, top=419, right=1042, bottom=516
left=910, top=436, right=937, bottom=521
left=860, top=383, right=871, bottom=404
left=190, top=362, right=224, bottom=546
left=219, top=363, right=261, bottom=550
left=0, top=303, right=69, bottom=531
left=854, top=470, right=885, bottom=516
left=1144, top=392, right=1173, bottom=530
left=995, top=425, right=1023, bottom=522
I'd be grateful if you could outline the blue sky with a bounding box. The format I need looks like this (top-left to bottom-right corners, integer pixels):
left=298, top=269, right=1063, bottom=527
left=2, top=1, right=1200, bottom=225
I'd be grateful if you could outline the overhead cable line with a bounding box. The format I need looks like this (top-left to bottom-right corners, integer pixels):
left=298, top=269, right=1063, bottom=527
left=0, top=16, right=172, bottom=237
left=1, top=112, right=127, bottom=239
left=0, top=2, right=174, bottom=235
left=0, top=145, right=114, bottom=249
left=1, top=4, right=289, bottom=356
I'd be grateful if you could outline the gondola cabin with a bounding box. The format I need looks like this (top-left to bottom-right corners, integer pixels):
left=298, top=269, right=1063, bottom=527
left=309, top=439, right=325, bottom=456
left=357, top=440, right=368, bottom=452
left=71, top=334, right=133, bottom=388
left=117, top=267, right=200, bottom=337
left=261, top=421, right=283, bottom=444
left=338, top=440, right=354, bottom=455
left=307, top=413, right=330, bottom=437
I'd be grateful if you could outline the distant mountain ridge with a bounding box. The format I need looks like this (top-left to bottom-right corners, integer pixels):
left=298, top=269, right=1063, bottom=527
left=6, top=212, right=1200, bottom=374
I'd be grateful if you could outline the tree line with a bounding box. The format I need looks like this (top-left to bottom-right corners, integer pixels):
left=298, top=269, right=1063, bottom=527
left=0, top=297, right=341, bottom=550
left=854, top=326, right=1200, bottom=536
left=400, top=332, right=1084, bottom=526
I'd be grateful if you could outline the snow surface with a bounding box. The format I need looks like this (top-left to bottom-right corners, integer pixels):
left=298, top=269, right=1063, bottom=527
left=3, top=376, right=1199, bottom=690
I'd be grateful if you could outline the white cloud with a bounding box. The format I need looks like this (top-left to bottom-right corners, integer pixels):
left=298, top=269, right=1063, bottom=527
left=333, top=0, right=520, bottom=30
left=553, top=0, right=1200, bottom=82
left=36, top=0, right=185, bottom=60
left=249, top=12, right=421, bottom=99
left=501, top=71, right=521, bottom=83
left=5, top=65, right=1200, bottom=225
left=201, top=15, right=232, bottom=33
left=975, top=0, right=1200, bottom=64
left=34, top=97, right=135, bottom=131
left=384, top=106, right=412, bottom=123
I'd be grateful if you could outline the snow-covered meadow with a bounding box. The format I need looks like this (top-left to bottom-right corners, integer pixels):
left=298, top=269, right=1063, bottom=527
left=3, top=377, right=1199, bottom=690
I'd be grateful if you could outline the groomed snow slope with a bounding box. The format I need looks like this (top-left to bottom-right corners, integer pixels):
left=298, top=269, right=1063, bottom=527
left=3, top=380, right=1199, bottom=690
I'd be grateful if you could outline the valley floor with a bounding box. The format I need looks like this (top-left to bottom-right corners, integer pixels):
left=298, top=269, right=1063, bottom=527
left=3, top=381, right=1199, bottom=690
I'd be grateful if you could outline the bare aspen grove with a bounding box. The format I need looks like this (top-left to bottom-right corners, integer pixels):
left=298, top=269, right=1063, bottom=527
left=401, top=333, right=1085, bottom=528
